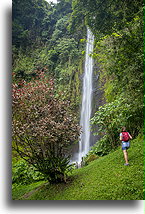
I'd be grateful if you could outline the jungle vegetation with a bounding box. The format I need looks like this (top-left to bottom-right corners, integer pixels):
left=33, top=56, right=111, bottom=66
left=12, top=0, right=143, bottom=184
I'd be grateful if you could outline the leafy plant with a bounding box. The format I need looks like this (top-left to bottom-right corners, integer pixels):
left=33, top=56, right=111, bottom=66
left=89, top=135, right=113, bottom=157
left=12, top=72, right=80, bottom=183
left=84, top=153, right=99, bottom=166
left=91, top=96, right=132, bottom=148
left=12, top=160, right=45, bottom=185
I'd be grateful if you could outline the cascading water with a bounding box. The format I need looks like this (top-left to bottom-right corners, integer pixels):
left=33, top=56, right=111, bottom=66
left=78, top=28, right=94, bottom=163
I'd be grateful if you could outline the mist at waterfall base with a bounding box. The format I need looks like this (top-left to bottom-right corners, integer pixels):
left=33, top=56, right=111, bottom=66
left=71, top=28, right=99, bottom=165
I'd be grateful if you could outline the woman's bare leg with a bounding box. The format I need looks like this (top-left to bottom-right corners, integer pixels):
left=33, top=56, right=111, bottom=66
left=123, top=150, right=129, bottom=164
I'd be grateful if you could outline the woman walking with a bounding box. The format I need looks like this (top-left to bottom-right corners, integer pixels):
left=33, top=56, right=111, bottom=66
left=120, top=127, right=132, bottom=166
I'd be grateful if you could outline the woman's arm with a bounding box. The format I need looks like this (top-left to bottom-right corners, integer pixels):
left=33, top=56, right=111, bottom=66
left=120, top=133, right=122, bottom=141
left=128, top=133, right=132, bottom=139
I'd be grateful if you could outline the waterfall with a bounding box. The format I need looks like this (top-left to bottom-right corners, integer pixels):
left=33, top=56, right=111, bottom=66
left=78, top=28, right=94, bottom=163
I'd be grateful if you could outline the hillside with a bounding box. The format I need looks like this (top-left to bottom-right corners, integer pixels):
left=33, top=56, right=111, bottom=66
left=12, top=134, right=144, bottom=200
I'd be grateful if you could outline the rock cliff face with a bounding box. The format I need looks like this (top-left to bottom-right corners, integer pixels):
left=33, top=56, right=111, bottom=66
left=90, top=64, right=105, bottom=147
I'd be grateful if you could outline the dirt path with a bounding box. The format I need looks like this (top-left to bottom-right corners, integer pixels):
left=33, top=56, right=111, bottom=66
left=22, top=183, right=48, bottom=199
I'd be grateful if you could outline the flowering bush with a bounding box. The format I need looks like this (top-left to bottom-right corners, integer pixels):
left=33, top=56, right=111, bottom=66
left=12, top=72, right=80, bottom=183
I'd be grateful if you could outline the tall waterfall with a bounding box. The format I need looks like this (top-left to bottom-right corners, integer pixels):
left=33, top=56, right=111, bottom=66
left=78, top=28, right=94, bottom=163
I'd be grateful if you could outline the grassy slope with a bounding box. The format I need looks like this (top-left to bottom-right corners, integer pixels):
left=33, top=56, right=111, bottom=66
left=12, top=135, right=144, bottom=200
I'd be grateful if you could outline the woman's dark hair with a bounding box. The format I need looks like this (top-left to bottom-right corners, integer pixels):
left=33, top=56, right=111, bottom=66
left=121, top=127, right=126, bottom=132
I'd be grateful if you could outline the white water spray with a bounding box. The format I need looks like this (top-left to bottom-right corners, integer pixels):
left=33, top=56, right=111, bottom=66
left=78, top=28, right=94, bottom=163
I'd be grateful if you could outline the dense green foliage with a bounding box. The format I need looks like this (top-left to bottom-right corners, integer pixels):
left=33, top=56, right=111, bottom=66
left=12, top=0, right=85, bottom=112
left=90, top=96, right=139, bottom=155
left=12, top=160, right=45, bottom=185
left=12, top=135, right=144, bottom=200
left=70, top=0, right=142, bottom=35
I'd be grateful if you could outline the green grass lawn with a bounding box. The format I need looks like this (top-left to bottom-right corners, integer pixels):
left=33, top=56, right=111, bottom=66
left=12, top=134, right=144, bottom=200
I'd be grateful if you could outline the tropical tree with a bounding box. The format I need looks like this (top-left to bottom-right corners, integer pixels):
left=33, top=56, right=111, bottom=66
left=12, top=72, right=80, bottom=183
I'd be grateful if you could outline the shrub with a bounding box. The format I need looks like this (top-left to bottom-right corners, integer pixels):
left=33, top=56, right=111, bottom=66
left=12, top=72, right=80, bottom=183
left=12, top=160, right=45, bottom=185
left=84, top=154, right=99, bottom=165
left=89, top=135, right=113, bottom=157
left=91, top=96, right=132, bottom=151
